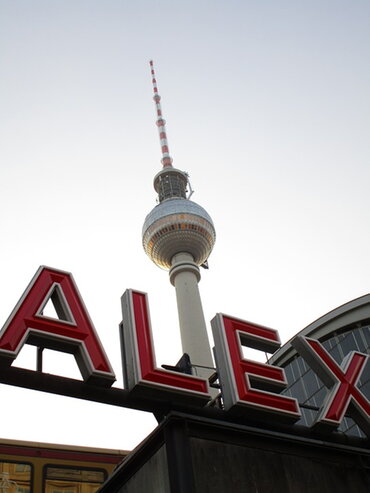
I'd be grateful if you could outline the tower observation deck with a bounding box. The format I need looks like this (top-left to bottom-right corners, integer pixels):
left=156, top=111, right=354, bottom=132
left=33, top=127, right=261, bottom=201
left=142, top=61, right=216, bottom=378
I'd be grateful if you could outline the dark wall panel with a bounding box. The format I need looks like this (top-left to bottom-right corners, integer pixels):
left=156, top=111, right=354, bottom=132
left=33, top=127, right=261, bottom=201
left=116, top=445, right=170, bottom=493
left=190, top=437, right=370, bottom=493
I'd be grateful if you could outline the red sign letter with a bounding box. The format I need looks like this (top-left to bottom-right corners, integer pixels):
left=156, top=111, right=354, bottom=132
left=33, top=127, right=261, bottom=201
left=212, top=314, right=301, bottom=421
left=120, top=290, right=210, bottom=405
left=0, top=266, right=115, bottom=386
left=293, top=336, right=370, bottom=437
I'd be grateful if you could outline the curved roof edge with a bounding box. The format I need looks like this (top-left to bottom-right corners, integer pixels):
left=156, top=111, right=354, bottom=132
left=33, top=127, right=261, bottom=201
left=270, top=293, right=370, bottom=366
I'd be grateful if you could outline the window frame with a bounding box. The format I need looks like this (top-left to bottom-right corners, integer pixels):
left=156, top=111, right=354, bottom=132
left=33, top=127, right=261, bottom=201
left=0, top=458, right=33, bottom=493
left=43, top=463, right=108, bottom=493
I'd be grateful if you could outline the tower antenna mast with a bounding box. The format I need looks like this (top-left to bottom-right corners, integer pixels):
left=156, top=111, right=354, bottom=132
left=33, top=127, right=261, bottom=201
left=150, top=60, right=173, bottom=168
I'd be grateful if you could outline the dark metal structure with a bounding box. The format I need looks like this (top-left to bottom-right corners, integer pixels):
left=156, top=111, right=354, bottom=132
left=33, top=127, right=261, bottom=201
left=98, top=412, right=370, bottom=493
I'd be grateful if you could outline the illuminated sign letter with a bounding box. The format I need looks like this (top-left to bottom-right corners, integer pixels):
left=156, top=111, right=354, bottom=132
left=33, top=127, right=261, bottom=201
left=212, top=314, right=301, bottom=421
left=0, top=266, right=115, bottom=386
left=293, top=336, right=370, bottom=437
left=120, top=290, right=210, bottom=405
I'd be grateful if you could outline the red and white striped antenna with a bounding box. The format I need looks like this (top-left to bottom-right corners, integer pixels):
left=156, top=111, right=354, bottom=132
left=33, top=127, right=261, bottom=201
left=150, top=60, right=173, bottom=168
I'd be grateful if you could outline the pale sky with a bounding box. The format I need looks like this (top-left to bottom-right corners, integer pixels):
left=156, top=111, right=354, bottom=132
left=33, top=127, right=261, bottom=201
left=0, top=0, right=369, bottom=450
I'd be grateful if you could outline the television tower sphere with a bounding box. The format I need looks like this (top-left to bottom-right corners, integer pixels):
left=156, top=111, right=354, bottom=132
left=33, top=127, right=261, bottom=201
left=142, top=169, right=216, bottom=270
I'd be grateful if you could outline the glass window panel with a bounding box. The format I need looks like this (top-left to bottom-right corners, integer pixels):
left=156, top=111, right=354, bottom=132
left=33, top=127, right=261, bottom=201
left=329, top=336, right=339, bottom=349
left=342, top=417, right=365, bottom=438
left=289, top=357, right=301, bottom=380
left=298, top=407, right=317, bottom=427
left=328, top=343, right=342, bottom=364
left=353, top=329, right=367, bottom=353
left=304, top=393, right=317, bottom=408
left=358, top=360, right=370, bottom=387
left=304, top=408, right=316, bottom=427
left=0, top=461, right=32, bottom=492
left=309, top=386, right=327, bottom=408
left=287, top=378, right=307, bottom=404
left=339, top=332, right=358, bottom=357
left=282, top=388, right=292, bottom=397
left=337, top=332, right=346, bottom=342
left=321, top=338, right=332, bottom=350
left=283, top=364, right=295, bottom=386
left=46, top=467, right=104, bottom=483
left=362, top=326, right=370, bottom=347
left=294, top=413, right=305, bottom=427
left=301, top=369, right=321, bottom=400
left=346, top=423, right=366, bottom=439
left=45, top=466, right=106, bottom=493
left=297, top=356, right=308, bottom=375
left=340, top=416, right=352, bottom=432
left=358, top=379, right=370, bottom=400
left=298, top=408, right=309, bottom=427
left=15, top=465, right=31, bottom=473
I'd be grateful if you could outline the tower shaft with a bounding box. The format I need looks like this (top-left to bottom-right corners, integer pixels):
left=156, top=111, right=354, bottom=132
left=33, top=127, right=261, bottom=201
left=170, top=253, right=214, bottom=378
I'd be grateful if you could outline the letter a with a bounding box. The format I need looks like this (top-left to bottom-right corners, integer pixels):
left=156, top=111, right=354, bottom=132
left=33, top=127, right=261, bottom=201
left=0, top=266, right=115, bottom=386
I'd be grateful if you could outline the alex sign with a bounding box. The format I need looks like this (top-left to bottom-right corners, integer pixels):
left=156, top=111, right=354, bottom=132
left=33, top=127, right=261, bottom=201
left=0, top=267, right=369, bottom=439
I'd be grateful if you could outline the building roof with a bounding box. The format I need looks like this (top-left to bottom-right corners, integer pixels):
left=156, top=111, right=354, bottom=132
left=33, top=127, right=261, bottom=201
left=269, top=294, right=370, bottom=366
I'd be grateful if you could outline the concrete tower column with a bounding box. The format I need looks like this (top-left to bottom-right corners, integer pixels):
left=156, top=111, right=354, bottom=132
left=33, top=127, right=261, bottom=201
left=169, top=253, right=214, bottom=378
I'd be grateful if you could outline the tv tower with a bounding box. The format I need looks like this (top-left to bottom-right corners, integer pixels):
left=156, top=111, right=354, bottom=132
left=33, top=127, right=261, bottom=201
left=142, top=61, right=216, bottom=378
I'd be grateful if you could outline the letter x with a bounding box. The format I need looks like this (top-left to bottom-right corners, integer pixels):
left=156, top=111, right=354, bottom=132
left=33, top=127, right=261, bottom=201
left=293, top=336, right=370, bottom=437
